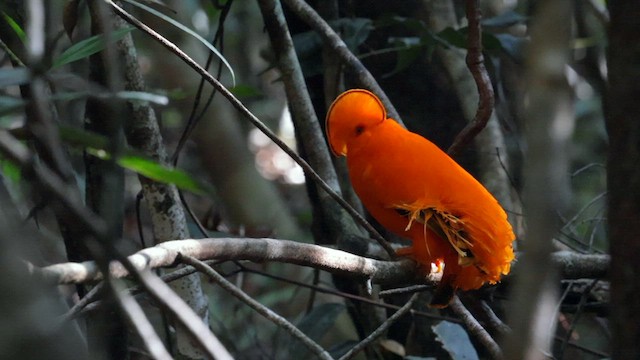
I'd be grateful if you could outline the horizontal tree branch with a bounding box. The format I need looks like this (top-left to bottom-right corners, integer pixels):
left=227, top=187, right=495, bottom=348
left=552, top=250, right=610, bottom=279
left=35, top=238, right=609, bottom=286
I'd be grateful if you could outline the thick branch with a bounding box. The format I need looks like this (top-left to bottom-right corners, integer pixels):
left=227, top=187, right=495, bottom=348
left=36, top=237, right=609, bottom=286
left=39, top=237, right=416, bottom=285
left=606, top=1, right=640, bottom=358
left=503, top=1, right=573, bottom=358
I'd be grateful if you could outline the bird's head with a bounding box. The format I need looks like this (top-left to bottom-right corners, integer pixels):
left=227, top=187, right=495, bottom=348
left=326, top=89, right=386, bottom=156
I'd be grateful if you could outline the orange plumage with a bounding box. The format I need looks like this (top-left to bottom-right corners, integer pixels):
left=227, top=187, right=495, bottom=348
left=326, top=89, right=515, bottom=307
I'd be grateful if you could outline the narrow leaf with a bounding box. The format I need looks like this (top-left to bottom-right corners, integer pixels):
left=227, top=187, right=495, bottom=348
left=123, top=0, right=235, bottom=86
left=117, top=156, right=208, bottom=195
left=59, top=126, right=208, bottom=194
left=1, top=12, right=26, bottom=43
left=52, top=26, right=135, bottom=69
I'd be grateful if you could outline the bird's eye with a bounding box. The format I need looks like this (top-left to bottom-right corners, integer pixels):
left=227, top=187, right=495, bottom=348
left=354, top=124, right=365, bottom=135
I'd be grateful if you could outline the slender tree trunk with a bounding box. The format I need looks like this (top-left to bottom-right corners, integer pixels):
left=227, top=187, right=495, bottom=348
left=606, top=2, right=640, bottom=359
left=502, top=1, right=573, bottom=359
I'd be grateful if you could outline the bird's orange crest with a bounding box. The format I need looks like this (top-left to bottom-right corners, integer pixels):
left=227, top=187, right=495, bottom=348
left=326, top=89, right=386, bottom=156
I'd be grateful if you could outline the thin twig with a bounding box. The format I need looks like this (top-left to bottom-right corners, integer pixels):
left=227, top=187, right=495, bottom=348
left=105, top=0, right=396, bottom=259
left=339, top=293, right=419, bottom=360
left=240, top=266, right=455, bottom=322
left=306, top=269, right=320, bottom=314
left=450, top=296, right=504, bottom=360
left=379, top=284, right=431, bottom=297
left=447, top=0, right=495, bottom=156
left=62, top=260, right=219, bottom=320
left=134, top=269, right=234, bottom=360
left=460, top=295, right=511, bottom=337
left=61, top=282, right=105, bottom=322
left=557, top=279, right=599, bottom=359
left=553, top=335, right=610, bottom=358
left=280, top=0, right=402, bottom=125
left=171, top=0, right=233, bottom=166
left=108, top=279, right=173, bottom=360
left=180, top=255, right=333, bottom=360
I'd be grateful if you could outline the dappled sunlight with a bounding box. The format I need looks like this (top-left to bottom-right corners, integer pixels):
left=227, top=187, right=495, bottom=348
left=248, top=105, right=305, bottom=184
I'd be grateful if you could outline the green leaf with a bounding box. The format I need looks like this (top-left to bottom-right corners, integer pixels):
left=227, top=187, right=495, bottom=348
left=52, top=26, right=135, bottom=69
left=229, top=84, right=263, bottom=98
left=2, top=12, right=26, bottom=43
left=432, top=321, right=479, bottom=360
left=123, top=0, right=236, bottom=86
left=1, top=158, right=21, bottom=184
left=117, top=156, right=208, bottom=195
left=59, top=126, right=209, bottom=194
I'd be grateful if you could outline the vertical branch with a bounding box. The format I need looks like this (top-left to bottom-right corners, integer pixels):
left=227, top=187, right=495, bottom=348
left=104, top=5, right=210, bottom=359
left=606, top=1, right=640, bottom=359
left=256, top=0, right=395, bottom=257
left=84, top=2, right=128, bottom=357
left=256, top=0, right=349, bottom=246
left=280, top=0, right=403, bottom=125
left=422, top=0, right=514, bottom=224
left=503, top=1, right=573, bottom=359
left=257, top=0, right=340, bottom=192
left=447, top=0, right=495, bottom=157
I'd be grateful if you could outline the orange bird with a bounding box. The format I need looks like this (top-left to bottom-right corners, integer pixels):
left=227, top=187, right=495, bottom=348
left=326, top=89, right=515, bottom=307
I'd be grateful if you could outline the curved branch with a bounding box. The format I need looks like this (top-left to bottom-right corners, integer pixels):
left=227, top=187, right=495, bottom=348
left=447, top=0, right=495, bottom=156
